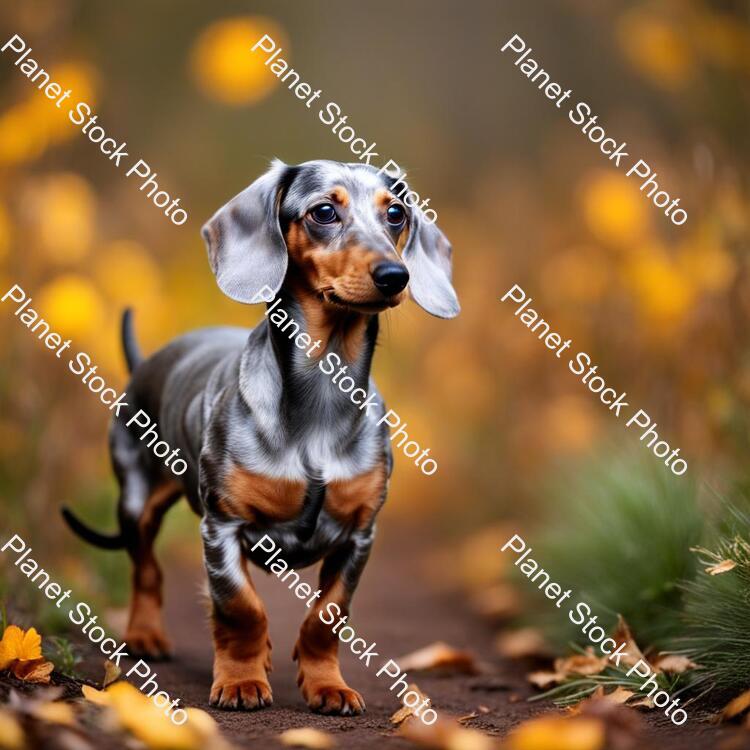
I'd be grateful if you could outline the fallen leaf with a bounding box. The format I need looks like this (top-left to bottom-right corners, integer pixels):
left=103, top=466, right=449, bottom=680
left=572, top=691, right=644, bottom=747
left=399, top=642, right=479, bottom=675
left=82, top=684, right=110, bottom=706
left=527, top=670, right=564, bottom=689
left=457, top=711, right=478, bottom=724
left=399, top=715, right=496, bottom=750
left=507, top=715, right=605, bottom=750
left=604, top=687, right=635, bottom=705
left=554, top=649, right=608, bottom=677
left=0, top=626, right=43, bottom=669
left=652, top=654, right=698, bottom=674
left=470, top=583, right=521, bottom=620
left=31, top=701, right=76, bottom=726
left=83, top=681, right=225, bottom=749
left=627, top=695, right=655, bottom=709
left=610, top=617, right=654, bottom=672
left=707, top=560, right=737, bottom=575
left=495, top=628, right=552, bottom=659
left=721, top=689, right=750, bottom=721
left=11, top=658, right=54, bottom=684
left=279, top=728, right=335, bottom=749
left=103, top=659, right=121, bottom=688
left=0, top=709, right=24, bottom=749
left=391, top=684, right=431, bottom=726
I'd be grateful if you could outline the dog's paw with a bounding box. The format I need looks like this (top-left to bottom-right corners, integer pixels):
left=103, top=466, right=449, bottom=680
left=304, top=684, right=366, bottom=716
left=209, top=679, right=273, bottom=711
left=125, top=626, right=172, bottom=660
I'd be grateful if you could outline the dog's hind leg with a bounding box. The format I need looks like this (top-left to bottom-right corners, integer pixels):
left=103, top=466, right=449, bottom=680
left=121, top=478, right=181, bottom=659
left=113, top=423, right=181, bottom=659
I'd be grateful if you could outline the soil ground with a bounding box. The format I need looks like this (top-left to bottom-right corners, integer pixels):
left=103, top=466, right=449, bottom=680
left=74, top=530, right=738, bottom=750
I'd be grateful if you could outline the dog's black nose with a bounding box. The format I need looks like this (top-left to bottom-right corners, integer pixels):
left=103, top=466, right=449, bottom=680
left=371, top=262, right=409, bottom=296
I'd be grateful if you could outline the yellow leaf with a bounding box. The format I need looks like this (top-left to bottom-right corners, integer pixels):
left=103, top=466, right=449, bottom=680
left=398, top=642, right=479, bottom=675
left=721, top=689, right=750, bottom=721
left=0, top=709, right=24, bottom=749
left=279, top=728, right=336, bottom=749
left=82, top=684, right=111, bottom=706
left=32, top=701, right=75, bottom=726
left=399, top=715, right=495, bottom=750
left=391, top=684, right=431, bottom=726
left=706, top=559, right=736, bottom=575
left=507, top=715, right=605, bottom=750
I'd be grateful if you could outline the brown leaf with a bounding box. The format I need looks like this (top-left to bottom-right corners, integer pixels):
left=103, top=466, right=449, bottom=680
left=279, top=728, right=335, bottom=750
left=102, top=659, right=121, bottom=688
left=652, top=654, right=698, bottom=674
left=554, top=649, right=608, bottom=677
left=610, top=616, right=654, bottom=672
left=398, top=642, right=479, bottom=675
left=470, top=583, right=521, bottom=620
left=495, top=628, right=552, bottom=659
left=391, top=684, right=431, bottom=726
left=573, top=691, right=644, bottom=748
left=627, top=695, right=655, bottom=709
left=506, top=715, right=605, bottom=750
left=527, top=670, right=564, bottom=689
left=399, top=715, right=496, bottom=750
left=721, top=689, right=750, bottom=721
left=11, top=658, right=54, bottom=684
left=707, top=559, right=737, bottom=575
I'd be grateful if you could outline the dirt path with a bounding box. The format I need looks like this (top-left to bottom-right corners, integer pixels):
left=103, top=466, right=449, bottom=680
left=104, top=531, right=729, bottom=749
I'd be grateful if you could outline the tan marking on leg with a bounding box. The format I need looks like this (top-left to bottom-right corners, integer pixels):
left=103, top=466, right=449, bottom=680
left=210, top=555, right=273, bottom=711
left=294, top=577, right=365, bottom=715
left=125, top=480, right=181, bottom=658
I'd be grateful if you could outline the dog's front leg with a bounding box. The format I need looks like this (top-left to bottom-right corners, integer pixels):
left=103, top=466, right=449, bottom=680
left=294, top=533, right=373, bottom=715
left=200, top=513, right=273, bottom=710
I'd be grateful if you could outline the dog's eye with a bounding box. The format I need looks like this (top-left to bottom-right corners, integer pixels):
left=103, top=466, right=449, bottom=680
left=310, top=203, right=338, bottom=224
left=386, top=204, right=406, bottom=226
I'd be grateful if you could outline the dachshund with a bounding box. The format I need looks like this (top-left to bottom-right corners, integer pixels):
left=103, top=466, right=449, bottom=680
left=62, top=159, right=459, bottom=715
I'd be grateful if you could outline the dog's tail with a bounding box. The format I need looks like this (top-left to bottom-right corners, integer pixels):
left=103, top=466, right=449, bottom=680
left=61, top=507, right=126, bottom=550
left=121, top=308, right=143, bottom=374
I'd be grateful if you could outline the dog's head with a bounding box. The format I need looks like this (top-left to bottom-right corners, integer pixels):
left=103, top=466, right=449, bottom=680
left=201, top=159, right=459, bottom=318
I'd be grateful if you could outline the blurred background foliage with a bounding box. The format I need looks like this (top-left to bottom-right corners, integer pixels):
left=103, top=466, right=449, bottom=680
left=0, top=0, right=749, bottom=640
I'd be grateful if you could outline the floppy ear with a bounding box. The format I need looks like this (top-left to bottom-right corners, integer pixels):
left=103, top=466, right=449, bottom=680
left=201, top=160, right=288, bottom=304
left=402, top=208, right=460, bottom=318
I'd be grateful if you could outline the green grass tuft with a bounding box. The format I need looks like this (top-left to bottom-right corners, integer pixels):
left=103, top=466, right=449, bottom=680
left=680, top=504, right=750, bottom=693
left=526, top=453, right=702, bottom=649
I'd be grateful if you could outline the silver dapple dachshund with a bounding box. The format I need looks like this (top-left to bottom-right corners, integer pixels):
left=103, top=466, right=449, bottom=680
left=63, top=159, right=459, bottom=715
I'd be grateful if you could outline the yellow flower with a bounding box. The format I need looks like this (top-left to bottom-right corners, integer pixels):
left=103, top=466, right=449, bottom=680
left=27, top=173, right=96, bottom=262
left=0, top=625, right=42, bottom=669
left=93, top=240, right=161, bottom=305
left=190, top=16, right=288, bottom=105
left=37, top=273, right=105, bottom=340
left=617, top=10, right=694, bottom=89
left=627, top=250, right=695, bottom=327
left=581, top=173, right=648, bottom=245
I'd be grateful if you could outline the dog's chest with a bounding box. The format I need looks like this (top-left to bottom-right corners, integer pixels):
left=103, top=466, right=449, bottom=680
left=220, top=462, right=386, bottom=531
